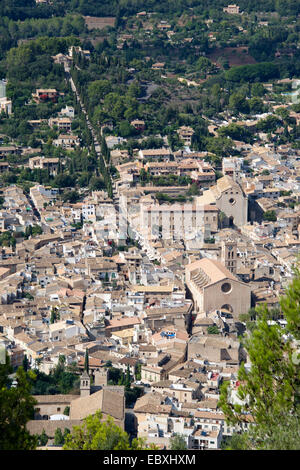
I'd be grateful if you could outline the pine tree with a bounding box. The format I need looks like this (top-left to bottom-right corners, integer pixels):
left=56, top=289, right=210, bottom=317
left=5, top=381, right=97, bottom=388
left=0, top=357, right=37, bottom=450
left=54, top=428, right=64, bottom=446
left=135, top=363, right=141, bottom=381
left=38, top=429, right=48, bottom=447
left=63, top=428, right=70, bottom=442
left=125, top=365, right=131, bottom=390
left=22, top=354, right=29, bottom=372
left=50, top=308, right=57, bottom=324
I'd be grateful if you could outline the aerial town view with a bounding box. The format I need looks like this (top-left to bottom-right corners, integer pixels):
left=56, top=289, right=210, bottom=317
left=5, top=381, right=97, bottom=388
left=0, top=0, right=300, bottom=454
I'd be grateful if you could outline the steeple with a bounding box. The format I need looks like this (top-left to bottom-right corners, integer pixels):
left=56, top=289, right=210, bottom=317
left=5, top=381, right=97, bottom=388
left=80, top=371, right=91, bottom=397
left=221, top=239, right=237, bottom=274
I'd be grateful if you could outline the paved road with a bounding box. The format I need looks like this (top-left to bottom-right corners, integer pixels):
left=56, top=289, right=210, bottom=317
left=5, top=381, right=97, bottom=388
left=64, top=63, right=109, bottom=172
left=25, top=193, right=41, bottom=221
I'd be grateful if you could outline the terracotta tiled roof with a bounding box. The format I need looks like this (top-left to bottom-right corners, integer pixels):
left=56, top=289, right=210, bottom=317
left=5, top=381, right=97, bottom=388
left=106, top=317, right=141, bottom=329
left=186, top=258, right=240, bottom=284
left=34, top=394, right=77, bottom=404
left=27, top=419, right=82, bottom=438
left=70, top=386, right=124, bottom=421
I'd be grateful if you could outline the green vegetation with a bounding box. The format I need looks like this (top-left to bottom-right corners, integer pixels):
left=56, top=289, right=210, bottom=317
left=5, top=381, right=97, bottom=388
left=31, top=355, right=79, bottom=395
left=0, top=231, right=16, bottom=248
left=224, top=62, right=280, bottom=83
left=263, top=210, right=277, bottom=222
left=63, top=410, right=158, bottom=450
left=24, top=224, right=43, bottom=239
left=170, top=434, right=188, bottom=450
left=155, top=192, right=189, bottom=204
left=218, top=123, right=253, bottom=143
left=0, top=355, right=37, bottom=450
left=106, top=364, right=143, bottom=407
left=135, top=363, right=141, bottom=381
left=207, top=325, right=220, bottom=334
left=0, top=0, right=300, bottom=195
left=1, top=0, right=300, bottom=452
left=148, top=174, right=192, bottom=187
left=61, top=190, right=80, bottom=204
left=219, top=269, right=300, bottom=450
left=54, top=427, right=70, bottom=446
left=50, top=307, right=60, bottom=324
left=36, top=429, right=48, bottom=447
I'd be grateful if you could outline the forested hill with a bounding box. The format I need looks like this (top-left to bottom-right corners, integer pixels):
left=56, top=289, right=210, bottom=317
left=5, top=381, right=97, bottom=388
left=1, top=0, right=300, bottom=21
left=0, top=0, right=65, bottom=20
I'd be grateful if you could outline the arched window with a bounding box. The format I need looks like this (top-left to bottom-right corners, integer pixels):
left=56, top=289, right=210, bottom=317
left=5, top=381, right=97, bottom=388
left=221, top=304, right=233, bottom=313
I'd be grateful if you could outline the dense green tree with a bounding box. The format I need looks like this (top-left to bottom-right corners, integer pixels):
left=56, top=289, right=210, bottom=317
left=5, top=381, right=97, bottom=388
left=257, top=115, right=282, bottom=133
left=50, top=307, right=58, bottom=324
left=22, top=354, right=29, bottom=372
left=52, top=173, right=74, bottom=188
left=263, top=210, right=277, bottom=222
left=63, top=410, right=145, bottom=450
left=229, top=92, right=249, bottom=114
left=248, top=97, right=265, bottom=114
left=170, top=434, right=188, bottom=450
left=205, top=136, right=234, bottom=158
left=187, top=182, right=200, bottom=196
left=218, top=123, right=252, bottom=142
left=62, top=190, right=80, bottom=204
left=37, top=429, right=48, bottom=447
left=0, top=358, right=37, bottom=450
left=31, top=225, right=43, bottom=237
left=118, top=121, right=136, bottom=138
left=31, top=359, right=79, bottom=395
left=125, top=386, right=143, bottom=408
left=89, top=176, right=106, bottom=191
left=125, top=365, right=131, bottom=390
left=251, top=83, right=266, bottom=97
left=88, top=80, right=112, bottom=106
left=225, top=62, right=279, bottom=84
left=54, top=428, right=64, bottom=446
left=63, top=427, right=70, bottom=441
left=0, top=231, right=16, bottom=248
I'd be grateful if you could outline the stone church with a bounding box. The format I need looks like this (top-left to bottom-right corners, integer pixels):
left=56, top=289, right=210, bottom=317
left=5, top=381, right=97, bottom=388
left=196, top=175, right=248, bottom=227
left=185, top=258, right=251, bottom=319
left=26, top=368, right=125, bottom=443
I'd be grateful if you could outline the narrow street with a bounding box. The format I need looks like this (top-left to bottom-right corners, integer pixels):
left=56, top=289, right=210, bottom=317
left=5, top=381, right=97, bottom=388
left=25, top=192, right=41, bottom=222
left=63, top=62, right=109, bottom=172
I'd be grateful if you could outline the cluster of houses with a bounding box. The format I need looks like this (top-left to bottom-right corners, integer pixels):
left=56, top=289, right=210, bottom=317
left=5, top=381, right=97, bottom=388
left=0, top=159, right=296, bottom=447
left=30, top=85, right=80, bottom=150
left=0, top=17, right=300, bottom=449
